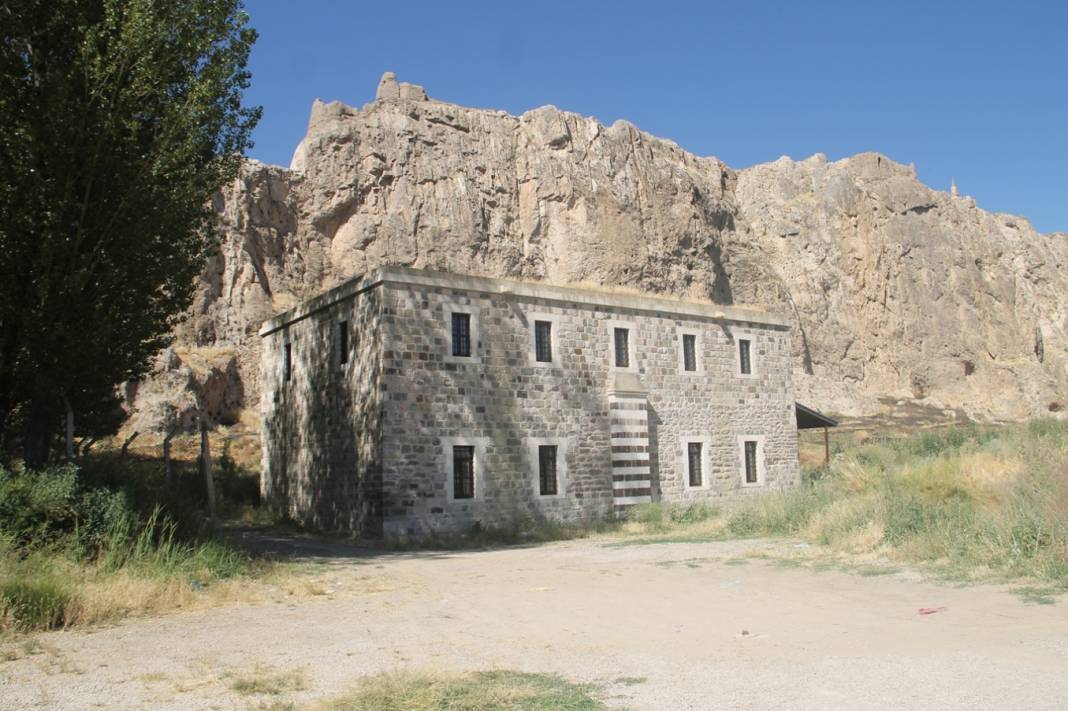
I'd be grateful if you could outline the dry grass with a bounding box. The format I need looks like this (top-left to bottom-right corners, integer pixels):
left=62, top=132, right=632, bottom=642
left=612, top=420, right=1068, bottom=594
left=228, top=665, right=306, bottom=696
left=172, top=345, right=236, bottom=374
left=316, top=669, right=606, bottom=711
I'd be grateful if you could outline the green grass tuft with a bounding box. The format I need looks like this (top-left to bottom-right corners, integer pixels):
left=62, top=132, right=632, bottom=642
left=0, top=577, right=71, bottom=631
left=318, top=669, right=606, bottom=711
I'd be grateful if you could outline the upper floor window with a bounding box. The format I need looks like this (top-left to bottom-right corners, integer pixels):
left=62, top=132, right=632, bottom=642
left=614, top=327, right=630, bottom=368
left=538, top=444, right=558, bottom=495
left=738, top=338, right=752, bottom=375
left=338, top=320, right=349, bottom=365
left=535, top=320, right=553, bottom=363
left=451, top=313, right=472, bottom=357
left=682, top=334, right=697, bottom=372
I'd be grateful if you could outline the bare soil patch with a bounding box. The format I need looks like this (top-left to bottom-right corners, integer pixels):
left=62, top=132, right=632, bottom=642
left=2, top=534, right=1067, bottom=710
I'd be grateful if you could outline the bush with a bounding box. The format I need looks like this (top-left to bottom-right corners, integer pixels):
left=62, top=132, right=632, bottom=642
left=0, top=458, right=264, bottom=633
left=627, top=502, right=666, bottom=527
left=670, top=501, right=720, bottom=525
left=0, top=463, right=133, bottom=552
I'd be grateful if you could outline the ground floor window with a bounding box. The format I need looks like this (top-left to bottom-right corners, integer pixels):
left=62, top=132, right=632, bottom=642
left=738, top=436, right=765, bottom=486
left=681, top=436, right=711, bottom=489
left=453, top=445, right=475, bottom=499
left=526, top=438, right=568, bottom=498
left=687, top=442, right=703, bottom=486
left=538, top=445, right=558, bottom=495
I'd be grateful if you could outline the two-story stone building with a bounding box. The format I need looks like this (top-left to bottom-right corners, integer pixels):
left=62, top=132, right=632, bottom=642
left=259, top=266, right=799, bottom=538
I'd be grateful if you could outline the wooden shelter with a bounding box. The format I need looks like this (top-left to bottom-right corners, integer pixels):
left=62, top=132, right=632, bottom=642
left=795, top=402, right=839, bottom=466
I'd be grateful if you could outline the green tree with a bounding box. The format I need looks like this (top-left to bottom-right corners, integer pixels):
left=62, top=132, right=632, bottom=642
left=0, top=0, right=260, bottom=465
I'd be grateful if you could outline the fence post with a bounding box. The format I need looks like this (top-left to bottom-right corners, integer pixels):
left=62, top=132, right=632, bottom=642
left=200, top=420, right=217, bottom=528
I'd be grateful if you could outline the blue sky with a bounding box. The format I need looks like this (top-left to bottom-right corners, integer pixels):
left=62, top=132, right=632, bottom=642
left=244, top=1, right=1067, bottom=233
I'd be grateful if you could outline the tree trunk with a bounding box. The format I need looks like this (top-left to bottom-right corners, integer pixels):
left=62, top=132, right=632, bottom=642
left=63, top=396, right=74, bottom=460
left=120, top=431, right=139, bottom=458
left=200, top=421, right=217, bottom=528
left=79, top=436, right=97, bottom=457
left=21, top=399, right=55, bottom=469
left=163, top=431, right=175, bottom=489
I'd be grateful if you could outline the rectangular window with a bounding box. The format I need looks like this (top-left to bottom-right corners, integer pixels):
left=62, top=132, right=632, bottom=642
left=451, top=313, right=472, bottom=357
left=683, top=334, right=697, bottom=372
left=535, top=320, right=553, bottom=363
left=452, top=446, right=475, bottom=499
left=687, top=442, right=703, bottom=487
left=283, top=343, right=292, bottom=382
left=614, top=327, right=630, bottom=368
left=538, top=445, right=558, bottom=495
left=744, top=440, right=758, bottom=484
left=338, top=321, right=349, bottom=365
left=739, top=338, right=752, bottom=375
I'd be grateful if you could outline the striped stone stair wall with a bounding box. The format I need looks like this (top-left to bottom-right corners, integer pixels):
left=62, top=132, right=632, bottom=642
left=608, top=391, right=652, bottom=515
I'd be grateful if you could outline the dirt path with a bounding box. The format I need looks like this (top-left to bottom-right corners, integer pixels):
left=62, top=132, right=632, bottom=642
left=3, top=537, right=1067, bottom=710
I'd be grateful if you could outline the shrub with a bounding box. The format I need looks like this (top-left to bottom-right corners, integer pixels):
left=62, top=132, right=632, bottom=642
left=627, top=502, right=666, bottom=527
left=0, top=463, right=134, bottom=553
left=669, top=501, right=720, bottom=525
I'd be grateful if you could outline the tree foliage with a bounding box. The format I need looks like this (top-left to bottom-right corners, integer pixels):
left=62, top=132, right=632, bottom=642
left=0, top=0, right=260, bottom=464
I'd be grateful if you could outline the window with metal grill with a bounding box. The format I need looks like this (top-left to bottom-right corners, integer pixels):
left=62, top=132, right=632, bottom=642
left=687, top=442, right=703, bottom=487
left=283, top=343, right=292, bottom=382
left=744, top=440, right=758, bottom=483
left=451, top=313, right=472, bottom=357
left=683, top=333, right=697, bottom=372
left=538, top=444, right=558, bottom=495
left=338, top=321, right=349, bottom=365
left=739, top=338, right=752, bottom=375
left=614, top=327, right=630, bottom=368
left=452, top=446, right=475, bottom=499
left=535, top=320, right=553, bottom=363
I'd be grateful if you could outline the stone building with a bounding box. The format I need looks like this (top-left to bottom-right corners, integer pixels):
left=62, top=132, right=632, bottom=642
left=259, top=267, right=799, bottom=538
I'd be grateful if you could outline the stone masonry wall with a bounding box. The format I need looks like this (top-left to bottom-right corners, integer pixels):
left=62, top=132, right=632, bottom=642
left=379, top=279, right=797, bottom=538
left=260, top=286, right=383, bottom=535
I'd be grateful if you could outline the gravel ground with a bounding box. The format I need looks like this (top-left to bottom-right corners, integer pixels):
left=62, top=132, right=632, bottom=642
left=2, top=536, right=1067, bottom=710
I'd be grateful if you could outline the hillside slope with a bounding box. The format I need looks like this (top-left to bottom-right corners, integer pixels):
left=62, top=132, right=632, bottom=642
left=127, top=73, right=1068, bottom=432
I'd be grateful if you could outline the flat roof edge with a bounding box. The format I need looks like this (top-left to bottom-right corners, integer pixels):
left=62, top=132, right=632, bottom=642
left=258, top=266, right=791, bottom=336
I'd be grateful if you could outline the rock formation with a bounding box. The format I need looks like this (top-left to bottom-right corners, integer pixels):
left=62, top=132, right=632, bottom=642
left=125, top=73, right=1068, bottom=430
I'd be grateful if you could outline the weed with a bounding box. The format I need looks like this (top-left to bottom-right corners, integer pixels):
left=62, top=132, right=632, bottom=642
left=229, top=666, right=306, bottom=696
left=853, top=565, right=900, bottom=577
left=1011, top=585, right=1066, bottom=605
left=0, top=577, right=71, bottom=631
left=317, top=669, right=606, bottom=711
left=612, top=421, right=1068, bottom=588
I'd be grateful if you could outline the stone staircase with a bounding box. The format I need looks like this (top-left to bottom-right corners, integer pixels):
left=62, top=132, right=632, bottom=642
left=607, top=373, right=653, bottom=515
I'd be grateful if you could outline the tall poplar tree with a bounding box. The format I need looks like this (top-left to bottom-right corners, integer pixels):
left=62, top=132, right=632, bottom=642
left=0, top=0, right=260, bottom=465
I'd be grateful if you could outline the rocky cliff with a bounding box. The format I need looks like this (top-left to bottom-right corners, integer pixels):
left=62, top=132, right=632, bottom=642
left=126, top=72, right=1068, bottom=433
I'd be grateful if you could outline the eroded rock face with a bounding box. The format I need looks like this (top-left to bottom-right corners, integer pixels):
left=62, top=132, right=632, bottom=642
left=126, top=74, right=1068, bottom=428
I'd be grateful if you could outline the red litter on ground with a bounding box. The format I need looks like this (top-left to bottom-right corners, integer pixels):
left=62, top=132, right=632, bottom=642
left=918, top=606, right=947, bottom=615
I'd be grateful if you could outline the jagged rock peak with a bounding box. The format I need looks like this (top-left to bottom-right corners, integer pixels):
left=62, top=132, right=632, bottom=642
left=375, top=71, right=428, bottom=102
